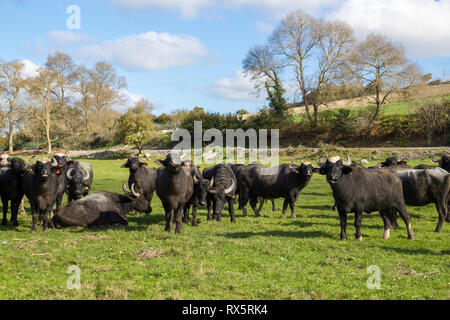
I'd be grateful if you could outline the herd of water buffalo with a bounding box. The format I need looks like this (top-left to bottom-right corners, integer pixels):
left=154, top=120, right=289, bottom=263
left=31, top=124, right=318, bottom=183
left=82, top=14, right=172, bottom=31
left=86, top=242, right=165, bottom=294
left=0, top=152, right=449, bottom=241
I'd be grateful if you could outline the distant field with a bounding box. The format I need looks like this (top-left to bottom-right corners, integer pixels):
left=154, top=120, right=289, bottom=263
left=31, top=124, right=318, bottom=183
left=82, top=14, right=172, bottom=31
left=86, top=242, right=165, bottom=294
left=292, top=94, right=450, bottom=123
left=0, top=155, right=449, bottom=300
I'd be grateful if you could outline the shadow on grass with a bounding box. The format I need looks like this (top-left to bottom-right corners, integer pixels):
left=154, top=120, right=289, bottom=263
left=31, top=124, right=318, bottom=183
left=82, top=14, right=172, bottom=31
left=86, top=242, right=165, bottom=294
left=379, top=245, right=449, bottom=256
left=222, top=229, right=334, bottom=239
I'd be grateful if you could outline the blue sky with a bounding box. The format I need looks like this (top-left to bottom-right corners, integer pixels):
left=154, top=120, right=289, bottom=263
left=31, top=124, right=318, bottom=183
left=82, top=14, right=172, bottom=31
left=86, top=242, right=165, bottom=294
left=1, top=0, right=449, bottom=115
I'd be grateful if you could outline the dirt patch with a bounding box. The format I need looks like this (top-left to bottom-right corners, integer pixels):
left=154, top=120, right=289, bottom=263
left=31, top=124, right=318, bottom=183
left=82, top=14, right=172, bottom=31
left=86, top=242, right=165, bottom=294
left=84, top=234, right=111, bottom=240
left=136, top=248, right=164, bottom=260
left=395, top=269, right=441, bottom=277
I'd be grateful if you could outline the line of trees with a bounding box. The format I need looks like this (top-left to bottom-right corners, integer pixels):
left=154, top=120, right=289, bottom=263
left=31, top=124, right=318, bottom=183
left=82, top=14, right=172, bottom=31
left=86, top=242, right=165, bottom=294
left=0, top=52, right=155, bottom=153
left=243, top=10, right=424, bottom=128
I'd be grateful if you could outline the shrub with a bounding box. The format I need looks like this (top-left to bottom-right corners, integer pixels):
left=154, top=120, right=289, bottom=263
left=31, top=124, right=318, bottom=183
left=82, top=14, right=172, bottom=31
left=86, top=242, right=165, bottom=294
left=414, top=99, right=450, bottom=140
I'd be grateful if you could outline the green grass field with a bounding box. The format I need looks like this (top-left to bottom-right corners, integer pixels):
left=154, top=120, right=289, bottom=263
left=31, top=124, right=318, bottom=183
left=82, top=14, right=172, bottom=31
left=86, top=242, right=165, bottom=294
left=0, top=157, right=449, bottom=300
left=291, top=94, right=450, bottom=123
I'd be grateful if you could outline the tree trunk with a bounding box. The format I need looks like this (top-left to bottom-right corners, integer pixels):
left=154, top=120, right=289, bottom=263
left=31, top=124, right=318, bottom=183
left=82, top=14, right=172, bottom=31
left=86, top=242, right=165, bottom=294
left=7, top=105, right=14, bottom=153
left=46, top=110, right=52, bottom=154
left=8, top=129, right=13, bottom=153
left=313, top=104, right=319, bottom=127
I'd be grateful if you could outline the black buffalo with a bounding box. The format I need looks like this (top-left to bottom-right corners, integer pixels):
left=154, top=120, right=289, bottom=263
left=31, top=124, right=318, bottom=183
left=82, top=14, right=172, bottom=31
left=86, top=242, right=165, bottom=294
left=377, top=157, right=409, bottom=168
left=121, top=157, right=157, bottom=215
left=382, top=166, right=450, bottom=232
left=51, top=184, right=149, bottom=228
left=202, top=164, right=237, bottom=223
left=65, top=161, right=93, bottom=202
left=182, top=161, right=210, bottom=226
left=155, top=154, right=194, bottom=233
left=317, top=156, right=415, bottom=241
left=415, top=155, right=450, bottom=172
left=229, top=163, right=276, bottom=216
left=0, top=158, right=27, bottom=226
left=51, top=153, right=71, bottom=212
left=22, top=158, right=61, bottom=232
left=237, top=162, right=314, bottom=218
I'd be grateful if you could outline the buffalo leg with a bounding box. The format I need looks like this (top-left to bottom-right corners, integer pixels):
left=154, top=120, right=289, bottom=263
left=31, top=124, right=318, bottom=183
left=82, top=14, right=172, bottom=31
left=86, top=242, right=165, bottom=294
left=379, top=210, right=392, bottom=239
left=434, top=201, right=446, bottom=232
left=164, top=207, right=173, bottom=232
left=338, top=211, right=348, bottom=240
left=228, top=198, right=236, bottom=223
left=192, top=204, right=198, bottom=226
left=10, top=200, right=20, bottom=226
left=175, top=204, right=183, bottom=233
left=289, top=196, right=297, bottom=219
left=55, top=193, right=64, bottom=213
left=239, top=192, right=249, bottom=217
left=272, top=200, right=276, bottom=212
left=281, top=199, right=288, bottom=219
left=183, top=204, right=190, bottom=223
left=42, top=208, right=51, bottom=232
left=396, top=205, right=414, bottom=240
left=30, top=203, right=38, bottom=232
left=1, top=196, right=8, bottom=225
left=206, top=197, right=212, bottom=221
left=250, top=197, right=260, bottom=217
left=257, top=198, right=264, bottom=212
left=354, top=210, right=363, bottom=241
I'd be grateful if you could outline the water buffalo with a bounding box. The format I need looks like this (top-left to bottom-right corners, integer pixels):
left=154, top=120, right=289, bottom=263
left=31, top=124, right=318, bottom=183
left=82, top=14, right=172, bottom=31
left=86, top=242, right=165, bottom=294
left=202, top=164, right=237, bottom=223
left=317, top=156, right=414, bottom=241
left=0, top=158, right=27, bottom=226
left=237, top=162, right=314, bottom=219
left=66, top=160, right=93, bottom=202
left=51, top=184, right=149, bottom=229
left=382, top=166, right=450, bottom=232
left=182, top=161, right=210, bottom=226
left=415, top=155, right=450, bottom=172
left=155, top=154, right=194, bottom=233
left=22, top=158, right=61, bottom=232
left=121, top=157, right=157, bottom=215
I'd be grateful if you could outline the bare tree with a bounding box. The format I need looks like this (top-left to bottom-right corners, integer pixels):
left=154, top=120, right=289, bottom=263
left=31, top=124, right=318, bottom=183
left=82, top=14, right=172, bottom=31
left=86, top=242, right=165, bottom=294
left=89, top=61, right=127, bottom=131
left=350, top=33, right=422, bottom=123
left=243, top=44, right=282, bottom=94
left=269, top=10, right=355, bottom=126
left=131, top=97, right=154, bottom=116
left=26, top=68, right=59, bottom=154
left=72, top=65, right=94, bottom=133
left=0, top=60, right=26, bottom=152
left=45, top=52, right=77, bottom=135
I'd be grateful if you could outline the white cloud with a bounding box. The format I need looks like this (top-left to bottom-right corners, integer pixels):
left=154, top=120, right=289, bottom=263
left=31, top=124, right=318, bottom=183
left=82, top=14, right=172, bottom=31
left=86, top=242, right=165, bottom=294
left=20, top=59, right=40, bottom=78
left=78, top=31, right=208, bottom=70
left=208, top=70, right=264, bottom=101
left=327, top=0, right=450, bottom=57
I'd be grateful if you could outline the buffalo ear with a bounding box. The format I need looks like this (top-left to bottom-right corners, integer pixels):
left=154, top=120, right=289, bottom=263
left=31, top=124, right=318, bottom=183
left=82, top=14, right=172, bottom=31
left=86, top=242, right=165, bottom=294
left=67, top=161, right=74, bottom=167
left=342, top=166, right=353, bottom=174
left=155, top=159, right=164, bottom=166
left=378, top=162, right=384, bottom=167
left=120, top=163, right=128, bottom=168
left=139, top=162, right=148, bottom=167
left=399, top=161, right=408, bottom=166
left=51, top=167, right=62, bottom=175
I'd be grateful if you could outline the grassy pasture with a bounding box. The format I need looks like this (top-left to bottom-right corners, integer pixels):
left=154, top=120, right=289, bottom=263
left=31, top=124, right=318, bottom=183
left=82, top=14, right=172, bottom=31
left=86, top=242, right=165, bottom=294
left=291, top=94, right=450, bottom=123
left=0, top=157, right=449, bottom=300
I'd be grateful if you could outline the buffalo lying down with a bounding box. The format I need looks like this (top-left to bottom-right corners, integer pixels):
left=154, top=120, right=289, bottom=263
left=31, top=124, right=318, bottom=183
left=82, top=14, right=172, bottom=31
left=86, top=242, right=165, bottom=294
left=51, top=184, right=149, bottom=228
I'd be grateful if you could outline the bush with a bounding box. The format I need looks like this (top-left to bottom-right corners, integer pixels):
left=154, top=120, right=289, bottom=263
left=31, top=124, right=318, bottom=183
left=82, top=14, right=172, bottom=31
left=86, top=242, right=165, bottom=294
left=414, top=99, right=450, bottom=140
left=376, top=115, right=413, bottom=138
left=330, top=109, right=356, bottom=136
